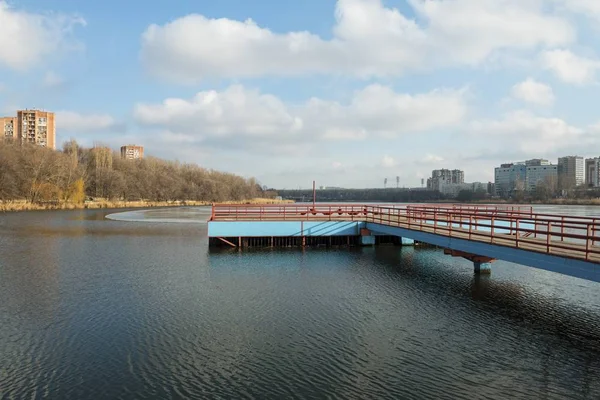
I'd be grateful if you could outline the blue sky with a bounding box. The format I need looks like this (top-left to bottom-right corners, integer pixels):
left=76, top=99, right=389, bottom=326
left=1, top=0, right=600, bottom=189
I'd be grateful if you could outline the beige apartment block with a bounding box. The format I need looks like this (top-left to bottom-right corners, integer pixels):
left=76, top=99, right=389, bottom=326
left=17, top=110, right=56, bottom=149
left=120, top=145, right=144, bottom=160
left=0, top=117, right=17, bottom=141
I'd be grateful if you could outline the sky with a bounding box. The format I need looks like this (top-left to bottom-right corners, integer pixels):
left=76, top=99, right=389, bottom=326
left=1, top=0, right=600, bottom=189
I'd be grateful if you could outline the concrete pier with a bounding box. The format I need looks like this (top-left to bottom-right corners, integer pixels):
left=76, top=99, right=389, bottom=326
left=208, top=204, right=600, bottom=282
left=474, top=261, right=492, bottom=274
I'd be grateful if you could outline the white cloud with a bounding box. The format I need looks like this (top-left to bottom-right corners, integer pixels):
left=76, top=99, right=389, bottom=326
left=0, top=1, right=85, bottom=70
left=304, top=85, right=468, bottom=139
left=510, top=78, right=555, bottom=106
left=382, top=155, right=396, bottom=168
left=411, top=0, right=573, bottom=64
left=469, top=110, right=583, bottom=154
left=540, top=49, right=600, bottom=84
left=554, top=0, right=600, bottom=19
left=134, top=85, right=303, bottom=141
left=422, top=154, right=444, bottom=163
left=43, top=71, right=66, bottom=89
left=140, top=0, right=574, bottom=83
left=56, top=111, right=117, bottom=132
left=133, top=84, right=467, bottom=147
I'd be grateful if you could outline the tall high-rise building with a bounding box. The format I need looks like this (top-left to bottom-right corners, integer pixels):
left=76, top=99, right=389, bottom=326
left=120, top=145, right=144, bottom=160
left=16, top=110, right=56, bottom=149
left=494, top=163, right=526, bottom=197
left=585, top=158, right=600, bottom=187
left=525, top=164, right=557, bottom=192
left=0, top=117, right=16, bottom=141
left=427, top=169, right=464, bottom=191
left=558, top=156, right=584, bottom=189
left=495, top=160, right=558, bottom=196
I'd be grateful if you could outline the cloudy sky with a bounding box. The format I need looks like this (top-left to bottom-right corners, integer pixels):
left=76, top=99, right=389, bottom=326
left=1, top=0, right=600, bottom=189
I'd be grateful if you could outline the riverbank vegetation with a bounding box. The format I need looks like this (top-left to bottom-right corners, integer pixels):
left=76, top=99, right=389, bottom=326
left=0, top=141, right=280, bottom=210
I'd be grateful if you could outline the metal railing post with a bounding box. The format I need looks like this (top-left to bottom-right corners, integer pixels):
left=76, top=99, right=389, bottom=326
left=469, top=216, right=473, bottom=240
left=586, top=224, right=592, bottom=260
left=491, top=217, right=495, bottom=244
left=547, top=222, right=551, bottom=253
left=434, top=210, right=437, bottom=233
left=561, top=216, right=565, bottom=242
left=511, top=219, right=519, bottom=249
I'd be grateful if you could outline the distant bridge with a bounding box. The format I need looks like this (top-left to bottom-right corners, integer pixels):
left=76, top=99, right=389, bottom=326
left=276, top=188, right=444, bottom=203
left=208, top=204, right=600, bottom=283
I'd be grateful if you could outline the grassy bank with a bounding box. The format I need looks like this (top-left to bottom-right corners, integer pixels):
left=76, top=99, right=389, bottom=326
left=0, top=198, right=294, bottom=212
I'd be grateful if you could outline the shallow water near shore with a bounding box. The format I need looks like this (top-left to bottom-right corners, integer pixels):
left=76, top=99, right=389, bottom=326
left=1, top=206, right=600, bottom=399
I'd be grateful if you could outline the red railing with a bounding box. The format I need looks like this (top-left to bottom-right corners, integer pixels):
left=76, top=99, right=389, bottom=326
left=210, top=203, right=600, bottom=262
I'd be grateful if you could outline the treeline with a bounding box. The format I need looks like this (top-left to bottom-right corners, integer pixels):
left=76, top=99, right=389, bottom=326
left=278, top=188, right=446, bottom=203
left=0, top=140, right=269, bottom=203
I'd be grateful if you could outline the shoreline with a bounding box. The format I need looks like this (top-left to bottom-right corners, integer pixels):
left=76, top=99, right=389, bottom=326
left=0, top=198, right=294, bottom=213
left=3, top=198, right=600, bottom=213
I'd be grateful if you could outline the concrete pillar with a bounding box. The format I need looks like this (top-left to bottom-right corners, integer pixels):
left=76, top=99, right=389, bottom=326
left=474, top=261, right=492, bottom=274
left=401, top=237, right=415, bottom=246
left=360, top=228, right=375, bottom=246
left=360, top=235, right=376, bottom=246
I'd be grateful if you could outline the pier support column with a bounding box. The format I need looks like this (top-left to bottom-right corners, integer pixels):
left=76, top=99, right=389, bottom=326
left=400, top=237, right=415, bottom=246
left=360, top=228, right=375, bottom=246
left=360, top=235, right=376, bottom=246
left=444, top=249, right=495, bottom=275
left=473, top=261, right=492, bottom=274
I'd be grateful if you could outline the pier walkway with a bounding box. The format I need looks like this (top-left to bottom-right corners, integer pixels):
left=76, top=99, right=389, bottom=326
left=208, top=204, right=600, bottom=282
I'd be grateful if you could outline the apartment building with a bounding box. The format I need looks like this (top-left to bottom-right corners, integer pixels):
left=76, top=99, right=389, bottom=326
left=16, top=110, right=56, bottom=149
left=120, top=145, right=144, bottom=160
left=558, top=156, right=584, bottom=188
left=494, top=163, right=526, bottom=197
left=495, top=159, right=558, bottom=196
left=525, top=164, right=558, bottom=192
left=586, top=158, right=600, bottom=187
left=426, top=169, right=464, bottom=191
left=0, top=117, right=16, bottom=141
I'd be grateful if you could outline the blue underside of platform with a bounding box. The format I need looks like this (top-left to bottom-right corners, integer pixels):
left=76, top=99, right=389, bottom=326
left=365, top=223, right=599, bottom=283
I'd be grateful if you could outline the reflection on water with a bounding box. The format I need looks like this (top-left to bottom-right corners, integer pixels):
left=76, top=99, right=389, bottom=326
left=0, top=207, right=599, bottom=399
left=106, top=206, right=211, bottom=223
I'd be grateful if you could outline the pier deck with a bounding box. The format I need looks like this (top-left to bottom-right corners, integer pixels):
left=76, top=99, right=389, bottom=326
left=208, top=204, right=600, bottom=282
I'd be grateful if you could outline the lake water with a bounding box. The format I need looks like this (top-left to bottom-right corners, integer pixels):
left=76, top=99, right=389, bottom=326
left=1, top=206, right=600, bottom=399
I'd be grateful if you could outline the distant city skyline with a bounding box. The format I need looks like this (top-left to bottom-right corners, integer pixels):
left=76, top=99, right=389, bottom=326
left=2, top=1, right=600, bottom=188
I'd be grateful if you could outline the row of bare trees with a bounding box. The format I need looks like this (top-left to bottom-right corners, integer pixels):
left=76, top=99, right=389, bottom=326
left=0, top=140, right=266, bottom=203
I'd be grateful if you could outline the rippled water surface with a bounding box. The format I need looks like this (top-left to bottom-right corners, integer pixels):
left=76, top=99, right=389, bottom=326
left=1, top=206, right=600, bottom=399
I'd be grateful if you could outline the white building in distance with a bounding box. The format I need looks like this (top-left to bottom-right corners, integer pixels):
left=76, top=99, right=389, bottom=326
left=495, top=159, right=557, bottom=196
